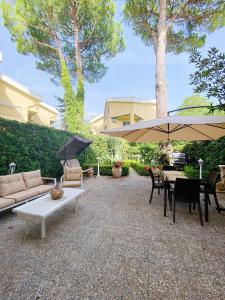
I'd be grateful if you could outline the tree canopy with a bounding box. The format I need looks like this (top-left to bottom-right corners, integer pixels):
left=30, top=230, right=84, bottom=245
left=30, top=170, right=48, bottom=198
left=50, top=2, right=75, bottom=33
left=123, top=0, right=225, bottom=117
left=189, top=47, right=225, bottom=111
left=1, top=0, right=125, bottom=132
left=176, top=94, right=224, bottom=116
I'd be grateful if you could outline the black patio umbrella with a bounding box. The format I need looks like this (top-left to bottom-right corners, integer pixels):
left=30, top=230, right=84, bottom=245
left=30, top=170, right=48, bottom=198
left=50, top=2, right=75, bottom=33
left=56, top=135, right=92, bottom=163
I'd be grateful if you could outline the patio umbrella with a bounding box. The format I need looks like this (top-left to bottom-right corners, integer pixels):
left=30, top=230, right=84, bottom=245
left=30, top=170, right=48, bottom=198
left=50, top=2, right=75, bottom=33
left=101, top=115, right=225, bottom=142
left=56, top=135, right=92, bottom=161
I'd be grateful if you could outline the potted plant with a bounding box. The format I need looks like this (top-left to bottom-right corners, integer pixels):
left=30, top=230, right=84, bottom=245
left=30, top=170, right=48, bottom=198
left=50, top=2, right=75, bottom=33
left=86, top=167, right=94, bottom=177
left=112, top=161, right=123, bottom=178
left=144, top=165, right=150, bottom=172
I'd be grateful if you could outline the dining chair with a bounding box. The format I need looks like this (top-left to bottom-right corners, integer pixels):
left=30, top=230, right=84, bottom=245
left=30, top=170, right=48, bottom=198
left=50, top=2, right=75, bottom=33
left=159, top=172, right=174, bottom=214
left=149, top=168, right=164, bottom=204
left=200, top=170, right=221, bottom=213
left=172, top=178, right=203, bottom=226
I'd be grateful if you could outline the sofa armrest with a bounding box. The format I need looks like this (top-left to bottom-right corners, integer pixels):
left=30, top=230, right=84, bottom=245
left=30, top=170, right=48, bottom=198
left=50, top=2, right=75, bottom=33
left=42, top=177, right=57, bottom=186
left=60, top=175, right=65, bottom=187
left=82, top=168, right=93, bottom=173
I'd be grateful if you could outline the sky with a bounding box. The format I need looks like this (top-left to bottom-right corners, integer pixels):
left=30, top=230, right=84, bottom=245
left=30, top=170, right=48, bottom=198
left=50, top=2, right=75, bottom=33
left=0, top=2, right=225, bottom=121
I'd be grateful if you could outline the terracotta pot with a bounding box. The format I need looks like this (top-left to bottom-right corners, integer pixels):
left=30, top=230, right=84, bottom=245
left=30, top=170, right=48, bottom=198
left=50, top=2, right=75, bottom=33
left=112, top=167, right=122, bottom=179
left=50, top=186, right=64, bottom=200
left=144, top=165, right=150, bottom=172
left=87, top=168, right=94, bottom=177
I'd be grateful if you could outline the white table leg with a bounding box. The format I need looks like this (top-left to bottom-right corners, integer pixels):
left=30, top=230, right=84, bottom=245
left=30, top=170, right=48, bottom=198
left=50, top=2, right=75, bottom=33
left=41, top=218, right=46, bottom=239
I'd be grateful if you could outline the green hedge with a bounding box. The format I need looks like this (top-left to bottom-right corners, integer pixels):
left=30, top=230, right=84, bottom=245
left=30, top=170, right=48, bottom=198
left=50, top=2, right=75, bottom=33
left=183, top=165, right=209, bottom=180
left=183, top=138, right=225, bottom=170
left=0, top=118, right=73, bottom=177
left=82, top=161, right=130, bottom=176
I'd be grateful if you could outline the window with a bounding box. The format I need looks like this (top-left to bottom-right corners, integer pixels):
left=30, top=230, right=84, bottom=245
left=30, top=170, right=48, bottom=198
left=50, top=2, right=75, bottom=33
left=123, top=121, right=130, bottom=126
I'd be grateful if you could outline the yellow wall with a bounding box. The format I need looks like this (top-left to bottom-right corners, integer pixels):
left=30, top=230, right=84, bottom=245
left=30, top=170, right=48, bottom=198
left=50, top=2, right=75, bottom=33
left=0, top=78, right=57, bottom=126
left=103, top=101, right=156, bottom=129
left=90, top=116, right=104, bottom=134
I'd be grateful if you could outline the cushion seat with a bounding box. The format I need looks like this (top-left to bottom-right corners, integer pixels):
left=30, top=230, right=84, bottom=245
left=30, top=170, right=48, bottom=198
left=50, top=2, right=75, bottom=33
left=28, top=184, right=55, bottom=195
left=5, top=189, right=39, bottom=203
left=63, top=180, right=81, bottom=187
left=0, top=198, right=15, bottom=209
left=155, top=182, right=164, bottom=188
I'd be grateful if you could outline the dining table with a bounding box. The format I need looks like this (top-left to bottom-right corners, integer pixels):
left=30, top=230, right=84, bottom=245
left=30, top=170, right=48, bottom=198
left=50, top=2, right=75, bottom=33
left=162, top=170, right=209, bottom=222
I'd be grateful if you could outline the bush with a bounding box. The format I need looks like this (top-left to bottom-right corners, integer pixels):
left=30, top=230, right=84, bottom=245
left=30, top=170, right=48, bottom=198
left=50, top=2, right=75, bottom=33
left=183, top=137, right=225, bottom=170
left=82, top=161, right=130, bottom=176
left=0, top=118, right=132, bottom=178
left=183, top=165, right=209, bottom=179
left=78, top=135, right=112, bottom=165
left=0, top=118, right=73, bottom=177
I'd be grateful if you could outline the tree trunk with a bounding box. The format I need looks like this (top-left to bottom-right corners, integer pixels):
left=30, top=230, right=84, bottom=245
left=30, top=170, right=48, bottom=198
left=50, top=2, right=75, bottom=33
left=155, top=0, right=168, bottom=118
left=71, top=5, right=83, bottom=83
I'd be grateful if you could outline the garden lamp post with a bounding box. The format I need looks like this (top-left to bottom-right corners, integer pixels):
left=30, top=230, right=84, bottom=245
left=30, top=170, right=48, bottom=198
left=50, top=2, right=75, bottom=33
left=198, top=158, right=203, bottom=180
left=97, top=157, right=100, bottom=177
left=9, top=162, right=16, bottom=174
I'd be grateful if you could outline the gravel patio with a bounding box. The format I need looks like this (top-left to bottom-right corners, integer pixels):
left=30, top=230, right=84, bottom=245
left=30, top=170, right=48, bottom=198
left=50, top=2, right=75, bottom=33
left=1, top=169, right=225, bottom=299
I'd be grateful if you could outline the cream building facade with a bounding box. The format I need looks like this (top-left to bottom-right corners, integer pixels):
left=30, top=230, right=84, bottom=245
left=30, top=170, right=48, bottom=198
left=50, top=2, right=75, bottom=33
left=0, top=74, right=58, bottom=126
left=90, top=97, right=156, bottom=134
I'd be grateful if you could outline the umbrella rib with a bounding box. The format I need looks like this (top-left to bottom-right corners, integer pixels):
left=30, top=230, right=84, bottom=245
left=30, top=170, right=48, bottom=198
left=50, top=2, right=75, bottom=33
left=122, top=129, right=141, bottom=139
left=170, top=124, right=191, bottom=133
left=207, top=124, right=225, bottom=130
left=189, top=126, right=214, bottom=140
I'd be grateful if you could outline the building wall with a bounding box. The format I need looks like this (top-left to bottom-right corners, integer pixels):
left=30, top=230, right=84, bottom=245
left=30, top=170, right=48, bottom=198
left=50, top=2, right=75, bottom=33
left=0, top=79, right=57, bottom=126
left=90, top=116, right=104, bottom=134
left=104, top=101, right=156, bottom=129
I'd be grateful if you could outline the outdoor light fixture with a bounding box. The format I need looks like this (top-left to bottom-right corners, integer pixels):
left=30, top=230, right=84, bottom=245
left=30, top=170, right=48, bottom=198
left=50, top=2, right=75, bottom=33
left=97, top=157, right=100, bottom=177
left=141, top=158, right=144, bottom=164
left=9, top=162, right=16, bottom=174
left=198, top=158, right=203, bottom=179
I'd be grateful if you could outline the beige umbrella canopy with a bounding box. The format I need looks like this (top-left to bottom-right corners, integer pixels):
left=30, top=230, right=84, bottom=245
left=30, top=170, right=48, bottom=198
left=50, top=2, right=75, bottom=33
left=101, top=116, right=225, bottom=142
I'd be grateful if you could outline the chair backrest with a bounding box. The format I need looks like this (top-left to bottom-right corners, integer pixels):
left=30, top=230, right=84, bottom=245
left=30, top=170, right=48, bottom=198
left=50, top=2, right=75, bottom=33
left=174, top=178, right=200, bottom=203
left=149, top=168, right=156, bottom=187
left=162, top=165, right=177, bottom=171
left=60, top=159, right=81, bottom=168
left=207, top=170, right=219, bottom=188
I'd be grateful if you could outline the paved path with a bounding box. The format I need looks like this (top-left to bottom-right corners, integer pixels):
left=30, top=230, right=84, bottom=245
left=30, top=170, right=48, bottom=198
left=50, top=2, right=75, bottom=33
left=0, top=170, right=225, bottom=299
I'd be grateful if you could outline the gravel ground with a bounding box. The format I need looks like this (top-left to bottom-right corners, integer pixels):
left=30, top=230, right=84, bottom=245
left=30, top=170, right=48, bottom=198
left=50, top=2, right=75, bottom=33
left=1, top=168, right=225, bottom=300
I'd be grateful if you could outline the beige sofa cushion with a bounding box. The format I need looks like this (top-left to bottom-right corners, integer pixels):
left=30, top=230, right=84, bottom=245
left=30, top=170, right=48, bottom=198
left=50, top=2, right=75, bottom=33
left=0, top=198, right=15, bottom=209
left=64, top=167, right=81, bottom=181
left=5, top=189, right=39, bottom=203
left=28, top=184, right=54, bottom=195
left=22, top=170, right=43, bottom=189
left=63, top=180, right=81, bottom=187
left=0, top=173, right=26, bottom=197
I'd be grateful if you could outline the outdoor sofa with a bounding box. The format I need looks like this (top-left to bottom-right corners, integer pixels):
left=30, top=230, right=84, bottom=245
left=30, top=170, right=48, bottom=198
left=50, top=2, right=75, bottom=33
left=0, top=170, right=56, bottom=212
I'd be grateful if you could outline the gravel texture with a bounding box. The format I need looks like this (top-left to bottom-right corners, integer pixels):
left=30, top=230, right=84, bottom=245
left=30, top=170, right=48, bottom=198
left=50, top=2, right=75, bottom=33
left=1, top=168, right=225, bottom=299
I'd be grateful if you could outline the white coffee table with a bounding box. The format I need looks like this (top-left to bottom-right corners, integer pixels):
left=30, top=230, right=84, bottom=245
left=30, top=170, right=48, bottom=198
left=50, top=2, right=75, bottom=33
left=13, top=188, right=85, bottom=239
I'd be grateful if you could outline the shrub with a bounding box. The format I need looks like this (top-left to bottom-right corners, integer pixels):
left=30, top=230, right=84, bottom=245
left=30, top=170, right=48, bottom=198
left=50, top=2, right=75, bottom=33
left=183, top=165, right=209, bottom=179
left=0, top=118, right=74, bottom=177
left=82, top=161, right=130, bottom=176
left=181, top=137, right=225, bottom=171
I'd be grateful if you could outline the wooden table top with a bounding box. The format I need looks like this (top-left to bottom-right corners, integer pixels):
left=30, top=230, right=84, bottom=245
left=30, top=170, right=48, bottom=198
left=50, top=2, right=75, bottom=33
left=163, top=170, right=188, bottom=182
